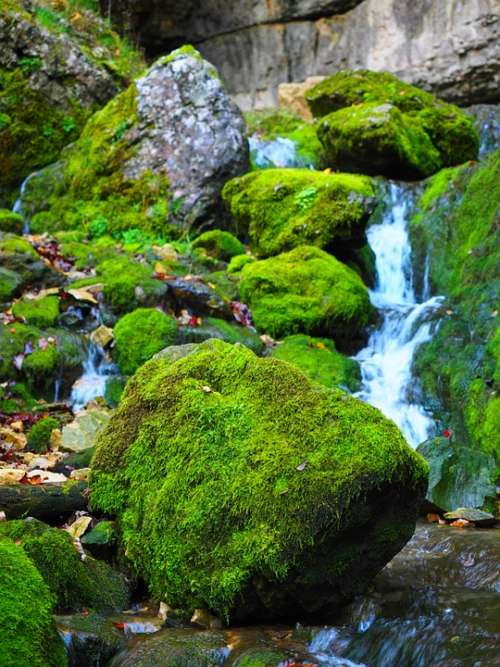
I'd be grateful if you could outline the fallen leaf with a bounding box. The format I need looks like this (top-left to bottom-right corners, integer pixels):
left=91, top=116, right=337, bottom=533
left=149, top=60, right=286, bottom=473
left=296, top=461, right=308, bottom=472
left=66, top=515, right=92, bottom=539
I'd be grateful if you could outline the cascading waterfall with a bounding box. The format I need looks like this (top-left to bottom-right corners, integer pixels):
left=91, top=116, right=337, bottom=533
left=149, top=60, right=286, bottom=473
left=354, top=182, right=443, bottom=448
left=249, top=134, right=314, bottom=169
left=70, top=342, right=118, bottom=412
left=12, top=170, right=39, bottom=234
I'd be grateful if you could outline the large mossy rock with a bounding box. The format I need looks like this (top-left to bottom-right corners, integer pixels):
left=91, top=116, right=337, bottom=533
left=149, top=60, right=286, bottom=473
left=24, top=46, right=249, bottom=236
left=222, top=168, right=375, bottom=257
left=0, top=538, right=67, bottom=666
left=239, top=245, right=374, bottom=345
left=90, top=339, right=428, bottom=623
left=0, top=519, right=129, bottom=614
left=307, top=70, right=478, bottom=179
left=0, top=0, right=143, bottom=203
left=410, top=151, right=499, bottom=499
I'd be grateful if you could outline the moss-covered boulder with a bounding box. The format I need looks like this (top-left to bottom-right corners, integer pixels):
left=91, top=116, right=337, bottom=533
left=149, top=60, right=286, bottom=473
left=12, top=295, right=60, bottom=327
left=27, top=416, right=59, bottom=453
left=192, top=230, right=245, bottom=262
left=24, top=46, right=248, bottom=236
left=0, top=209, right=23, bottom=233
left=0, top=266, right=22, bottom=303
left=245, top=108, right=325, bottom=169
left=177, top=317, right=264, bottom=355
left=270, top=334, right=360, bottom=391
left=0, top=519, right=129, bottom=614
left=113, top=308, right=178, bottom=375
left=0, top=538, right=67, bottom=667
left=409, top=151, right=499, bottom=505
left=90, top=339, right=428, bottom=622
left=0, top=0, right=143, bottom=203
left=307, top=70, right=478, bottom=179
left=0, top=233, right=59, bottom=291
left=239, top=245, right=374, bottom=345
left=223, top=168, right=375, bottom=258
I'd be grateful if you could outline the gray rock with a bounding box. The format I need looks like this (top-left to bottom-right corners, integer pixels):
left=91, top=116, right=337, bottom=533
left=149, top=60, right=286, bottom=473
left=61, top=407, right=111, bottom=453
left=444, top=508, right=496, bottom=527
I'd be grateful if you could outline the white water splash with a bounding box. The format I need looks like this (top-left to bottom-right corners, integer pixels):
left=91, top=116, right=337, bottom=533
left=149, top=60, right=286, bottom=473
left=249, top=135, right=312, bottom=169
left=354, top=183, right=443, bottom=448
left=309, top=628, right=366, bottom=666
left=70, top=343, right=117, bottom=412
left=12, top=170, right=39, bottom=234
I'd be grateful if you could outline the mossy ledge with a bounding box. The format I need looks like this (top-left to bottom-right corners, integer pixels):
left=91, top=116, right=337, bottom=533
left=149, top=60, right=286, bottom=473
left=90, top=339, right=428, bottom=623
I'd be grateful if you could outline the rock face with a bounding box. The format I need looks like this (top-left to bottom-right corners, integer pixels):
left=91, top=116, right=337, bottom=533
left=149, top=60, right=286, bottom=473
left=0, top=0, right=143, bottom=201
left=90, top=339, right=428, bottom=623
left=125, top=0, right=499, bottom=109
left=22, top=46, right=249, bottom=235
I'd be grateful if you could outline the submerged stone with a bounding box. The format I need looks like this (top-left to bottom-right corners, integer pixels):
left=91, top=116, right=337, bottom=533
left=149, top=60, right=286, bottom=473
left=222, top=168, right=375, bottom=257
left=90, top=339, right=428, bottom=623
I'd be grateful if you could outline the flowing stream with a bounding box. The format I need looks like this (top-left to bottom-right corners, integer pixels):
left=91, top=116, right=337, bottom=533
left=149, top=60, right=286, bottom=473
left=70, top=342, right=117, bottom=412
left=354, top=183, right=443, bottom=447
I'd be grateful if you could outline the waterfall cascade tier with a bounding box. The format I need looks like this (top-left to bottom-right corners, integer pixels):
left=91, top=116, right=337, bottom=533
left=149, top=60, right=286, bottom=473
left=70, top=343, right=118, bottom=412
left=354, top=183, right=443, bottom=447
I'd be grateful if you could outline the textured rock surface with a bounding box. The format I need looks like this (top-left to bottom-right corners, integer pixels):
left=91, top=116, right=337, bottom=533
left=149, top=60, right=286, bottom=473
left=194, top=0, right=500, bottom=109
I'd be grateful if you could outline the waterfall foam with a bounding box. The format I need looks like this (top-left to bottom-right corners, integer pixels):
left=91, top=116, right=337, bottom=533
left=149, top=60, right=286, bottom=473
left=354, top=182, right=443, bottom=447
left=70, top=343, right=117, bottom=412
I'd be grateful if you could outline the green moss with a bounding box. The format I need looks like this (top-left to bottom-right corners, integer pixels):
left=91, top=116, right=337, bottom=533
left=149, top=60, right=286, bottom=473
left=245, top=108, right=325, bottom=169
left=317, top=103, right=442, bottom=180
left=0, top=538, right=67, bottom=667
left=192, top=230, right=245, bottom=262
left=27, top=417, right=59, bottom=453
left=0, top=0, right=144, bottom=201
left=104, top=376, right=126, bottom=407
left=307, top=70, right=478, bottom=178
left=0, top=519, right=129, bottom=614
left=239, top=245, right=374, bottom=346
left=178, top=317, right=264, bottom=354
left=270, top=334, right=360, bottom=391
left=114, top=308, right=178, bottom=375
left=12, top=295, right=60, bottom=327
left=70, top=255, right=167, bottom=314
left=90, top=339, right=427, bottom=620
left=227, top=254, right=256, bottom=274
left=0, top=209, right=23, bottom=233
left=222, top=168, right=375, bottom=257
left=28, top=84, right=172, bottom=236
left=235, top=650, right=287, bottom=666
left=410, top=151, right=500, bottom=471
left=0, top=266, right=22, bottom=302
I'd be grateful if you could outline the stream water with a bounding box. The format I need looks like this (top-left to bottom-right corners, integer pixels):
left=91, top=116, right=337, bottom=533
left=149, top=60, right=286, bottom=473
left=70, top=342, right=117, bottom=412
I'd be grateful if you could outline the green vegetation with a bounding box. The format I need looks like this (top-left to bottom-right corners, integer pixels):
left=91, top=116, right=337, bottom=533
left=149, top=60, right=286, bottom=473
left=12, top=295, right=60, bottom=327
left=113, top=308, right=178, bottom=375
left=222, top=168, right=375, bottom=257
left=0, top=266, right=22, bottom=302
left=245, top=108, right=325, bottom=168
left=227, top=254, right=255, bottom=274
left=178, top=317, right=264, bottom=354
left=410, top=151, right=499, bottom=479
left=239, top=245, right=374, bottom=344
left=0, top=519, right=129, bottom=614
left=90, top=339, right=427, bottom=620
left=27, top=416, right=59, bottom=453
left=307, top=70, right=478, bottom=179
left=0, top=209, right=23, bottom=233
left=0, top=538, right=67, bottom=667
left=192, top=230, right=245, bottom=262
left=270, top=334, right=360, bottom=391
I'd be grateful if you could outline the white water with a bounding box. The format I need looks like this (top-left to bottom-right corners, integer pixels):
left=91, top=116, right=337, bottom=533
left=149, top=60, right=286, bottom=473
left=12, top=170, right=39, bottom=234
left=354, top=183, right=443, bottom=448
left=249, top=135, right=313, bottom=169
left=70, top=343, right=117, bottom=412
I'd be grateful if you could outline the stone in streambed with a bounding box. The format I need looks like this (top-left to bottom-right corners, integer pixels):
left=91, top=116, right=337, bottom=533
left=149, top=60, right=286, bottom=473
left=90, top=339, right=428, bottom=623
left=444, top=508, right=496, bottom=527
left=61, top=407, right=111, bottom=453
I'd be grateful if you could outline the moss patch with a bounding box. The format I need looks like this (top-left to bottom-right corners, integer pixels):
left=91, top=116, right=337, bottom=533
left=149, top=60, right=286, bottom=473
left=12, top=295, right=60, bottom=327
left=192, top=230, right=245, bottom=262
left=113, top=307, right=178, bottom=375
left=223, top=168, right=375, bottom=258
left=239, top=245, right=374, bottom=346
left=27, top=416, right=59, bottom=453
left=0, top=538, right=67, bottom=667
left=0, top=209, right=23, bottom=234
left=270, top=334, right=360, bottom=391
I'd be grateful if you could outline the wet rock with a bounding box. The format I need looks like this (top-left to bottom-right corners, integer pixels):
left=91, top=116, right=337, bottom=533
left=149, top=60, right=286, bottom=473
left=58, top=612, right=126, bottom=667
left=61, top=407, right=111, bottom=453
left=444, top=508, right=496, bottom=527
left=166, top=277, right=232, bottom=319
left=89, top=325, right=114, bottom=349
left=191, top=608, right=223, bottom=630
left=81, top=521, right=116, bottom=560
left=0, top=480, right=88, bottom=521
left=177, top=319, right=264, bottom=355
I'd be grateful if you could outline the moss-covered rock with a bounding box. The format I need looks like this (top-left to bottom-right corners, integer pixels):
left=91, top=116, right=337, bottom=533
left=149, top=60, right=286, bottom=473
left=239, top=245, right=374, bottom=346
left=227, top=254, right=256, bottom=274
left=307, top=70, right=478, bottom=179
left=0, top=0, right=143, bottom=202
left=90, top=339, right=428, bottom=622
left=0, top=538, right=67, bottom=667
left=245, top=108, right=325, bottom=169
left=27, top=416, right=59, bottom=453
left=270, top=334, right=360, bottom=391
left=223, top=168, right=375, bottom=258
left=0, top=208, right=23, bottom=233
left=113, top=308, right=178, bottom=375
left=12, top=295, right=60, bottom=327
left=177, top=317, right=264, bottom=355
left=0, top=519, right=129, bottom=614
left=410, top=151, right=499, bottom=488
left=0, top=233, right=59, bottom=290
left=0, top=266, right=22, bottom=302
left=192, top=230, right=245, bottom=262
left=24, top=46, right=248, bottom=235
